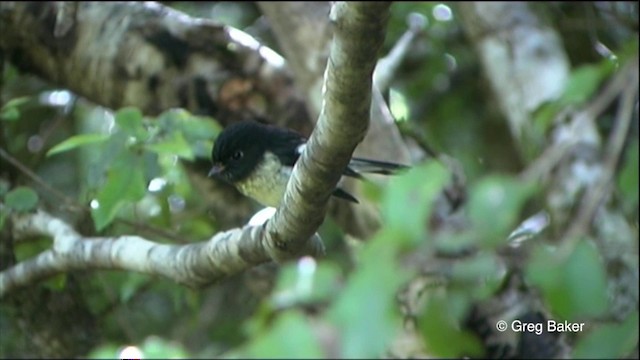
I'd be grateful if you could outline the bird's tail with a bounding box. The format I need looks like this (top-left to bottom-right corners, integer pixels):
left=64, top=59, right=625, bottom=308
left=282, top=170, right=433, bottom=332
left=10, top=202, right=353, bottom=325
left=344, top=157, right=410, bottom=178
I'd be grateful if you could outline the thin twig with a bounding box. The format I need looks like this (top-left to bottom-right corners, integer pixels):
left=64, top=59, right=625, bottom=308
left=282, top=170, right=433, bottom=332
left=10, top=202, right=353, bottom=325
left=520, top=58, right=634, bottom=182
left=0, top=147, right=187, bottom=243
left=0, top=147, right=82, bottom=211
left=564, top=58, right=639, bottom=241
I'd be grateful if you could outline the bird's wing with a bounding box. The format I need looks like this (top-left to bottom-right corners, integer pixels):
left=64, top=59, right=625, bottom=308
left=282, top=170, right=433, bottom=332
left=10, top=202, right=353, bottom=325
left=267, top=128, right=307, bottom=167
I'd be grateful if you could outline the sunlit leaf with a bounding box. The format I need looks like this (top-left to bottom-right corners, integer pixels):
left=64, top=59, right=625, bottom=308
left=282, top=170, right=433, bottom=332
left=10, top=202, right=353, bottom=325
left=145, top=132, right=194, bottom=160
left=4, top=186, right=38, bottom=212
left=139, top=336, right=189, bottom=358
left=328, top=230, right=406, bottom=358
left=418, top=293, right=484, bottom=358
left=47, top=134, right=110, bottom=157
left=115, top=107, right=148, bottom=141
left=243, top=311, right=324, bottom=358
left=86, top=344, right=121, bottom=359
left=527, top=240, right=609, bottom=321
left=468, top=176, right=535, bottom=247
left=561, top=62, right=614, bottom=106
left=381, top=161, right=449, bottom=245
left=180, top=116, right=221, bottom=142
left=450, top=252, right=505, bottom=300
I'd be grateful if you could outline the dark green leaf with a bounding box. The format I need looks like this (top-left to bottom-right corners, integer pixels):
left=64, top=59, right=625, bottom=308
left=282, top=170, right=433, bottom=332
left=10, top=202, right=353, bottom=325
left=5, top=186, right=38, bottom=212
left=47, top=134, right=110, bottom=157
left=91, top=155, right=147, bottom=231
left=0, top=96, right=30, bottom=121
left=0, top=106, right=20, bottom=121
left=119, top=273, right=149, bottom=303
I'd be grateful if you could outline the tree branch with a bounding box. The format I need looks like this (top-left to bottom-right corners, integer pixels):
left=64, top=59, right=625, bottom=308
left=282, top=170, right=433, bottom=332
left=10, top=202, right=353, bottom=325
left=0, top=1, right=311, bottom=130
left=258, top=2, right=412, bottom=240
left=458, top=2, right=571, bottom=160
left=262, top=2, right=391, bottom=258
left=0, top=209, right=323, bottom=297
left=1, top=2, right=391, bottom=296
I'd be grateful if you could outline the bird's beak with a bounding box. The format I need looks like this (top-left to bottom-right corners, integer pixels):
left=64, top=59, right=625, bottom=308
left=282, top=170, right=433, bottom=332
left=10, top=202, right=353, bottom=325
left=208, top=164, right=224, bottom=178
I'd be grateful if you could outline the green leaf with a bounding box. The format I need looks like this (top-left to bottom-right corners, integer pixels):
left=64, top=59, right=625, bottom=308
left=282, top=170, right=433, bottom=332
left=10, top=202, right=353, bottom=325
left=145, top=132, right=194, bottom=160
left=381, top=161, right=449, bottom=245
left=243, top=311, right=324, bottom=358
left=572, top=312, right=639, bottom=359
left=270, top=260, right=342, bottom=308
left=115, top=107, right=148, bottom=141
left=468, top=176, right=535, bottom=247
left=4, top=186, right=38, bottom=212
left=86, top=344, right=121, bottom=359
left=328, top=230, right=407, bottom=358
left=13, top=236, right=49, bottom=261
left=47, top=134, right=110, bottom=157
left=119, top=273, right=149, bottom=303
left=561, top=62, right=614, bottom=106
left=533, top=101, right=562, bottom=135
left=527, top=240, right=609, bottom=321
left=1, top=96, right=31, bottom=109
left=450, top=252, right=505, bottom=299
left=179, top=116, right=221, bottom=142
left=91, top=155, right=147, bottom=231
left=139, top=336, right=189, bottom=358
left=0, top=106, right=20, bottom=121
left=418, top=293, right=484, bottom=358
left=0, top=96, right=30, bottom=121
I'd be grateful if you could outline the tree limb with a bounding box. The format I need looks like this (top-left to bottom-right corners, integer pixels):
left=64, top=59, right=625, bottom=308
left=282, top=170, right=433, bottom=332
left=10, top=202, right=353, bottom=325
left=0, top=209, right=323, bottom=297
left=458, top=2, right=571, bottom=160
left=264, top=2, right=391, bottom=257
left=1, top=2, right=391, bottom=296
left=0, top=1, right=311, bottom=130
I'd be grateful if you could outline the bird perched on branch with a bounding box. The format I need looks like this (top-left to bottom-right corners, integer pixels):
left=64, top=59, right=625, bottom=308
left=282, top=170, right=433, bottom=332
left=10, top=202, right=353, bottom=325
left=209, top=121, right=409, bottom=207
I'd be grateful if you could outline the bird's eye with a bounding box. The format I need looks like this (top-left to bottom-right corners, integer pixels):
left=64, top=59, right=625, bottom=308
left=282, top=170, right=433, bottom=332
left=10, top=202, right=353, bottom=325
left=231, top=151, right=244, bottom=160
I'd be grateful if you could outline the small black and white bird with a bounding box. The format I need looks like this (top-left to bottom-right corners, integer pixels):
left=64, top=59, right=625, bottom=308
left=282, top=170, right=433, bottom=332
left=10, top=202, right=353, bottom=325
left=209, top=121, right=409, bottom=207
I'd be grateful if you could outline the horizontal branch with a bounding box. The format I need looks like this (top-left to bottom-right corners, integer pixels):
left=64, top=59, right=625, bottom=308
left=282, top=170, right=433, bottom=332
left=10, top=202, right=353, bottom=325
left=1, top=210, right=324, bottom=297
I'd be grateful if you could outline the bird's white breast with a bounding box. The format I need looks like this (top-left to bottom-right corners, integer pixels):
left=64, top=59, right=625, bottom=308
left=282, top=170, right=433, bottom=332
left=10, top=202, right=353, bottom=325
left=235, top=152, right=292, bottom=207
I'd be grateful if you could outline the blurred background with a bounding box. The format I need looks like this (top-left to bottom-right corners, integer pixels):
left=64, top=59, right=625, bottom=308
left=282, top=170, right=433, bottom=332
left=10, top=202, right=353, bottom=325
left=0, top=2, right=638, bottom=358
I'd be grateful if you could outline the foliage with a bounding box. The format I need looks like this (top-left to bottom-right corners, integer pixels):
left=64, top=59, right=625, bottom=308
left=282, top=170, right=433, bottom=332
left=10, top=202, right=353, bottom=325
left=1, top=1, right=638, bottom=359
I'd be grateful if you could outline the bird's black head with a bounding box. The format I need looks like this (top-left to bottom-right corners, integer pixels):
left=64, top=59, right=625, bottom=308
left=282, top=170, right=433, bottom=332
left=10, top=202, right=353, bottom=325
left=209, top=121, right=269, bottom=183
